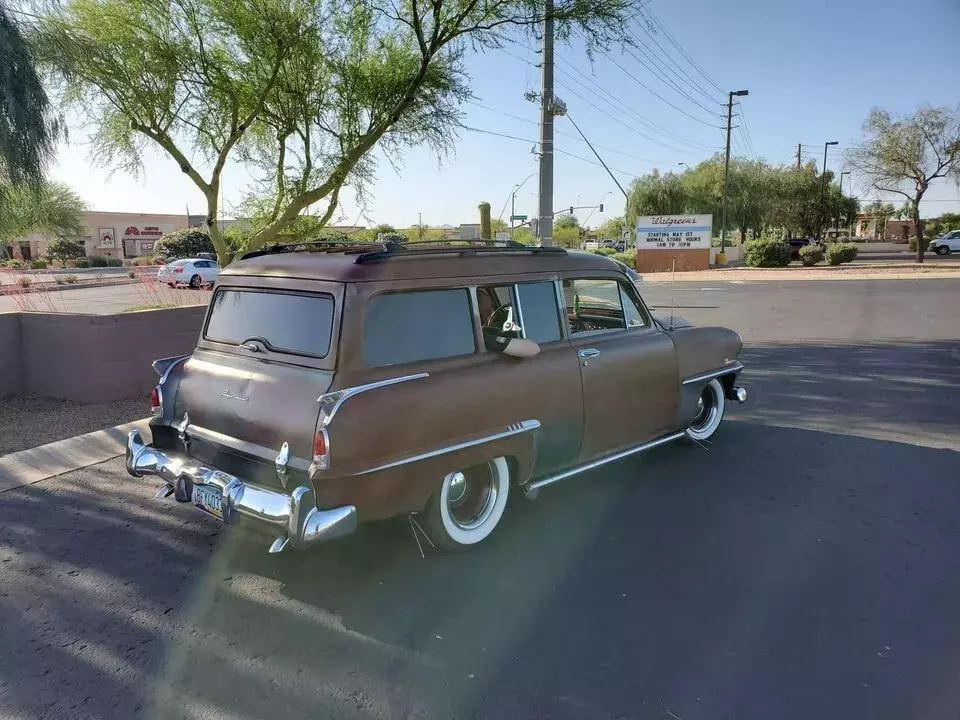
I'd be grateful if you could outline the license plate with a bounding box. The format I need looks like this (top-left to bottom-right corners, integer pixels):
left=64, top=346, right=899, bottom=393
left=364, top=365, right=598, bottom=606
left=192, top=483, right=223, bottom=520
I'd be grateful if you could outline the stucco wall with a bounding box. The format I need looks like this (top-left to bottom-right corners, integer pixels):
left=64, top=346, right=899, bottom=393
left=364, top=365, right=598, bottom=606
left=5, top=306, right=205, bottom=402
left=0, top=314, right=23, bottom=399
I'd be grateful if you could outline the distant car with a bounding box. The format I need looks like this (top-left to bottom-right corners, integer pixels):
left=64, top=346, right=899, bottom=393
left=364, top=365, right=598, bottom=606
left=930, top=230, right=960, bottom=256
left=157, top=258, right=220, bottom=288
left=786, top=237, right=813, bottom=259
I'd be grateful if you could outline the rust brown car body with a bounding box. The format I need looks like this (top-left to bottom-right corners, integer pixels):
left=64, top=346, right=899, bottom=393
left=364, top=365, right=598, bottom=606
left=126, top=243, right=745, bottom=553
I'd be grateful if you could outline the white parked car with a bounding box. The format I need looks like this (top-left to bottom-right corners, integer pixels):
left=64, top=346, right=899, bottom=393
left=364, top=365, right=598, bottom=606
left=157, top=258, right=220, bottom=288
left=930, top=230, right=960, bottom=256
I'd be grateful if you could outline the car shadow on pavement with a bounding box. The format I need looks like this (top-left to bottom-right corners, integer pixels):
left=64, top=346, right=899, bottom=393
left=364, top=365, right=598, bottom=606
left=2, top=340, right=960, bottom=720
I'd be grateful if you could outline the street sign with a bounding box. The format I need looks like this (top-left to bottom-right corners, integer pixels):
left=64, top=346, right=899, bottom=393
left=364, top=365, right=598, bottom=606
left=635, top=214, right=713, bottom=250
left=510, top=214, right=528, bottom=221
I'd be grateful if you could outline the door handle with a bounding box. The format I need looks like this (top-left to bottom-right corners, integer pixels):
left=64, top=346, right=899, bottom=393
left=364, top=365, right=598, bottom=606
left=578, top=348, right=600, bottom=366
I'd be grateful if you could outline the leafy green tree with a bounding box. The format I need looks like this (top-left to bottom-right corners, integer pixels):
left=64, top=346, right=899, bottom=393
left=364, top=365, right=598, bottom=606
left=511, top=226, right=535, bottom=245
left=154, top=228, right=215, bottom=259
left=0, top=3, right=63, bottom=187
left=35, top=0, right=640, bottom=264
left=598, top=215, right=626, bottom=240
left=626, top=169, right=689, bottom=225
left=554, top=213, right=580, bottom=230
left=46, top=237, right=85, bottom=266
left=0, top=181, right=85, bottom=259
left=553, top=225, right=581, bottom=248
left=847, top=105, right=960, bottom=263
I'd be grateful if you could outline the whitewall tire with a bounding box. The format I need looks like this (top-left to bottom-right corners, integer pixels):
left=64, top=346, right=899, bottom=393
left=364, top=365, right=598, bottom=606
left=423, top=457, right=510, bottom=551
left=685, top=378, right=726, bottom=441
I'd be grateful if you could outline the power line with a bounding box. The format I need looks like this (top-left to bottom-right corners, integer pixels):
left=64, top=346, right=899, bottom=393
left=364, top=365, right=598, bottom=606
left=553, top=54, right=720, bottom=150
left=586, top=38, right=725, bottom=128
left=622, top=42, right=723, bottom=117
left=466, top=100, right=671, bottom=164
left=639, top=7, right=725, bottom=95
left=632, top=14, right=722, bottom=105
left=462, top=126, right=642, bottom=178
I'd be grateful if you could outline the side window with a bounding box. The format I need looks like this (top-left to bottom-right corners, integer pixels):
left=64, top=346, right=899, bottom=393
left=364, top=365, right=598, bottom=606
left=563, top=278, right=626, bottom=335
left=516, top=281, right=562, bottom=343
left=363, top=289, right=475, bottom=367
left=619, top=282, right=648, bottom=328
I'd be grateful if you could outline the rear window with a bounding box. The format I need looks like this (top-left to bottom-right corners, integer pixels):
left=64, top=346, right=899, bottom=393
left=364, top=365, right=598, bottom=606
left=363, top=289, right=475, bottom=367
left=205, top=289, right=334, bottom=358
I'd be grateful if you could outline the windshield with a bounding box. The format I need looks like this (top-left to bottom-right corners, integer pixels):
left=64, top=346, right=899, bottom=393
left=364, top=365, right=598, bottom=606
left=204, top=289, right=334, bottom=357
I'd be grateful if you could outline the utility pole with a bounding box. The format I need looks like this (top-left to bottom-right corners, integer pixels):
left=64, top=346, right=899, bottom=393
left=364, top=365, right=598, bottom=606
left=721, top=89, right=749, bottom=252
left=796, top=143, right=802, bottom=169
left=536, top=0, right=555, bottom=246
left=418, top=212, right=423, bottom=241
left=819, top=140, right=838, bottom=242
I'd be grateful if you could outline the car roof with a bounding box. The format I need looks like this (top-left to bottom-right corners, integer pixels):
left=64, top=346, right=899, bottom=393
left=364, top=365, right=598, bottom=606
left=222, top=247, right=622, bottom=283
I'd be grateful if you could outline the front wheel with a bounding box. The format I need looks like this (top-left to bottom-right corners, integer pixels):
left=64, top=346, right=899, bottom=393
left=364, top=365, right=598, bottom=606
left=935, top=246, right=950, bottom=256
left=422, top=457, right=511, bottom=551
left=685, top=378, right=726, bottom=441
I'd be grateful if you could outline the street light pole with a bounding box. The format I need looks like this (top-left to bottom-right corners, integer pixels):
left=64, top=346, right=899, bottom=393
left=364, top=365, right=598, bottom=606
left=510, top=172, right=536, bottom=239
left=536, top=0, right=555, bottom=246
left=820, top=140, right=839, bottom=242
left=721, top=89, right=749, bottom=252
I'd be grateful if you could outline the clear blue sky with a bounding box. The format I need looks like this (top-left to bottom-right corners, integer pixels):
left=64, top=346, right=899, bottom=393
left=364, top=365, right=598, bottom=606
left=49, top=0, right=960, bottom=227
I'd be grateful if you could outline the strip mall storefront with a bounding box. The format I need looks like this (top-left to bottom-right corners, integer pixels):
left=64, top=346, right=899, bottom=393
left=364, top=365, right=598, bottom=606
left=22, top=211, right=191, bottom=261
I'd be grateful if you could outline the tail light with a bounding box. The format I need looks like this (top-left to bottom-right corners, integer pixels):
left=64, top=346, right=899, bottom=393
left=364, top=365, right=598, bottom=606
left=173, top=267, right=183, bottom=274
left=150, top=386, right=162, bottom=416
left=308, top=429, right=329, bottom=476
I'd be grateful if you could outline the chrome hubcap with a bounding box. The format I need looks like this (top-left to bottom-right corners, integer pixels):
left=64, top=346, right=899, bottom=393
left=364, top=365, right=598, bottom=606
left=445, top=464, right=498, bottom=531
left=691, top=387, right=716, bottom=430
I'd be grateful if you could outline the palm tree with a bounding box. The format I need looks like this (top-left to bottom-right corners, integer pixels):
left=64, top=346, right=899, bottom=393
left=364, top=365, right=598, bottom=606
left=0, top=1, right=62, bottom=187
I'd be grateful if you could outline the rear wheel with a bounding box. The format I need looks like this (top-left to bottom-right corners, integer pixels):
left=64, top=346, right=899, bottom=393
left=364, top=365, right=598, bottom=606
left=189, top=274, right=201, bottom=288
left=685, top=378, right=726, bottom=441
left=422, top=457, right=510, bottom=551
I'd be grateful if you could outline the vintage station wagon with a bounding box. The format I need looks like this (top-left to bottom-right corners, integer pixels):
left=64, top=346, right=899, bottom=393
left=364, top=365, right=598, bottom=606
left=126, top=241, right=746, bottom=553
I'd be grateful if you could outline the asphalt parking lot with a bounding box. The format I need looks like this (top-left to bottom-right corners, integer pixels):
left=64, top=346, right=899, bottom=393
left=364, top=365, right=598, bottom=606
left=1, top=277, right=959, bottom=719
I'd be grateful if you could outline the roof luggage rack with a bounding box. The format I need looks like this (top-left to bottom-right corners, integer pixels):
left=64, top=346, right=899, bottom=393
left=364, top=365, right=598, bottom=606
left=354, top=239, right=567, bottom=264
left=239, top=239, right=383, bottom=261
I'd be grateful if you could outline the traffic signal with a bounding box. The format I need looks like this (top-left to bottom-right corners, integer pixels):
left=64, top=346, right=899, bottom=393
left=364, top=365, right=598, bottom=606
left=599, top=203, right=604, bottom=212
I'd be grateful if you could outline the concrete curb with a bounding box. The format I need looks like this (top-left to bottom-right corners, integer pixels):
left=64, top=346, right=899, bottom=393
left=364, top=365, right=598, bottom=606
left=0, top=418, right=151, bottom=494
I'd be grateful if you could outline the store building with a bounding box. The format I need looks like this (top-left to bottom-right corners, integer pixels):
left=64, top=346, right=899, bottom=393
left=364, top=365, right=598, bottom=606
left=13, top=211, right=192, bottom=261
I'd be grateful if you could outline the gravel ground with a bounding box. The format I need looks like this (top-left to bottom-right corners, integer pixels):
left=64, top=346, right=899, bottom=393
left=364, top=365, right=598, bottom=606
left=0, top=395, right=146, bottom=456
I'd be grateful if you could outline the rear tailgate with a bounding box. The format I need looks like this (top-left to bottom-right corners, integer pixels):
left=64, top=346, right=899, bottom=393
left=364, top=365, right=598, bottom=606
left=168, top=277, right=344, bottom=490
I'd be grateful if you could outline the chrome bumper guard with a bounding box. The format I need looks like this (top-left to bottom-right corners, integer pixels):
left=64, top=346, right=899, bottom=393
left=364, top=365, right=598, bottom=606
left=125, top=430, right=356, bottom=553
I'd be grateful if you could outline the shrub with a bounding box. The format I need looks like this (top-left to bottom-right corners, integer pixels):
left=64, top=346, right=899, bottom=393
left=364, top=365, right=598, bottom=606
left=595, top=246, right=617, bottom=256
left=62, top=274, right=78, bottom=284
left=826, top=243, right=858, bottom=265
left=128, top=270, right=136, bottom=278
left=799, top=245, right=824, bottom=266
left=75, top=258, right=91, bottom=268
left=89, top=255, right=109, bottom=267
left=154, top=256, right=167, bottom=265
left=106, top=258, right=123, bottom=267
left=907, top=236, right=931, bottom=252
left=744, top=237, right=791, bottom=268
left=155, top=228, right=214, bottom=259
left=30, top=259, right=48, bottom=269
left=129, top=256, right=156, bottom=266
left=46, top=238, right=86, bottom=267
left=610, top=251, right=636, bottom=269
left=6, top=259, right=25, bottom=269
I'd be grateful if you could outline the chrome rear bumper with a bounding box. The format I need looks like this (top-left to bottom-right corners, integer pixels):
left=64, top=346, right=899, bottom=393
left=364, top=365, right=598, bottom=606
left=125, top=430, right=356, bottom=553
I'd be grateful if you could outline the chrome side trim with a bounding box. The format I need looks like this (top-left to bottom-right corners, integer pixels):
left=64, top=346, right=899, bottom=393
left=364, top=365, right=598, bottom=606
left=525, top=430, right=687, bottom=494
left=317, top=373, right=429, bottom=428
left=356, top=419, right=541, bottom=476
left=186, top=424, right=310, bottom=472
left=681, top=361, right=744, bottom=386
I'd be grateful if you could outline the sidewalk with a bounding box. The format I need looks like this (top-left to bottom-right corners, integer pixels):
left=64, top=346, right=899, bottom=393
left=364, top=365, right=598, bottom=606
left=643, top=263, right=960, bottom=283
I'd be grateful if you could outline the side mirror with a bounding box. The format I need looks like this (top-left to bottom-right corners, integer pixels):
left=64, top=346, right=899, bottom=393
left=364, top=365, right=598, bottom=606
left=501, top=338, right=540, bottom=358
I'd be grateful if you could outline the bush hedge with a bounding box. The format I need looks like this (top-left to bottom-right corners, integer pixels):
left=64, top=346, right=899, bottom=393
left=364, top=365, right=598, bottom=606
left=75, top=258, right=91, bottom=268
left=155, top=228, right=214, bottom=259
left=826, top=243, right=858, bottom=265
left=610, top=251, right=636, bottom=269
left=799, top=245, right=824, bottom=266
left=4, top=259, right=25, bottom=269
left=907, top=236, right=931, bottom=252
left=744, top=237, right=791, bottom=268
left=106, top=258, right=123, bottom=267
left=30, top=259, right=48, bottom=269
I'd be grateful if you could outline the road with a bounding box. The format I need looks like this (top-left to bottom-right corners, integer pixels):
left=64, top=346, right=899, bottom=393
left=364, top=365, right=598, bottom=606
left=0, top=282, right=211, bottom=314
left=2, top=278, right=960, bottom=719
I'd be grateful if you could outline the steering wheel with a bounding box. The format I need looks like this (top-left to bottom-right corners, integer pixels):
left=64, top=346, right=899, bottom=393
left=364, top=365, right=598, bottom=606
left=486, top=304, right=514, bottom=330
